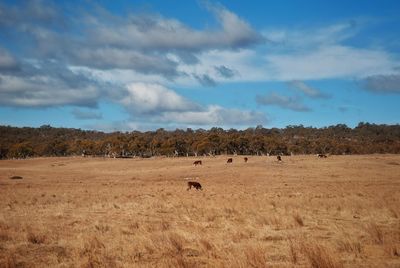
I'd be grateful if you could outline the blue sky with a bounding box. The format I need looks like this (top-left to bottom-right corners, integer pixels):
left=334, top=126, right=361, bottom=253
left=0, top=0, right=399, bottom=132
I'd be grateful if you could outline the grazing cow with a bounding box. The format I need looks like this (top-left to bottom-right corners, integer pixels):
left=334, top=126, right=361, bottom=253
left=318, top=154, right=327, bottom=158
left=187, top=181, right=202, bottom=191
left=244, top=157, right=248, bottom=163
left=193, top=160, right=202, bottom=166
left=277, top=155, right=282, bottom=161
left=227, top=158, right=233, bottom=163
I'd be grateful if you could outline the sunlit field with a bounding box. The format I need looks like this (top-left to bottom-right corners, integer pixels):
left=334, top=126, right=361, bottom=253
left=1, top=155, right=399, bottom=267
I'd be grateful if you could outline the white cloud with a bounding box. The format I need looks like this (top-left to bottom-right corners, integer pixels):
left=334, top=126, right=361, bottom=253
left=82, top=120, right=141, bottom=133
left=174, top=22, right=398, bottom=84
left=121, top=82, right=200, bottom=114
left=0, top=74, right=100, bottom=107
left=159, top=105, right=266, bottom=126
left=90, top=5, right=262, bottom=52
left=69, top=66, right=169, bottom=86
left=1, top=1, right=263, bottom=80
left=1, top=1, right=398, bottom=130
left=182, top=44, right=397, bottom=84
left=260, top=21, right=397, bottom=80
left=176, top=49, right=266, bottom=84
left=4, top=0, right=397, bottom=91
left=70, top=48, right=179, bottom=77
left=71, top=33, right=398, bottom=90
left=119, top=83, right=267, bottom=127
left=265, top=45, right=396, bottom=80
left=159, top=105, right=222, bottom=125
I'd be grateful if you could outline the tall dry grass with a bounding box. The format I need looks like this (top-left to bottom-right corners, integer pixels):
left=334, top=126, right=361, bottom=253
left=0, top=155, right=399, bottom=267
left=300, top=241, right=343, bottom=268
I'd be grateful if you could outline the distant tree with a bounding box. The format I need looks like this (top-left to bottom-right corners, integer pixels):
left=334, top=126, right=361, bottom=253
left=7, top=142, right=34, bottom=158
left=0, top=123, right=399, bottom=159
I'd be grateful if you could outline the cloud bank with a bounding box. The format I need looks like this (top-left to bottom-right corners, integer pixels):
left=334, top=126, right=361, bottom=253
left=0, top=1, right=398, bottom=129
left=121, top=83, right=267, bottom=127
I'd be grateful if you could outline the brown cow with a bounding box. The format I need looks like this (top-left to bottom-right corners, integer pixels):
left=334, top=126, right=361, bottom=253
left=193, top=160, right=202, bottom=166
left=227, top=158, right=233, bottom=163
left=244, top=157, right=248, bottom=163
left=187, top=181, right=202, bottom=190
left=277, top=155, right=282, bottom=161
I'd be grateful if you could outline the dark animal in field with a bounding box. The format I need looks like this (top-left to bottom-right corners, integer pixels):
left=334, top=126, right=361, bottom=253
left=318, top=154, right=327, bottom=158
left=187, top=181, right=202, bottom=190
left=193, top=160, right=202, bottom=166
left=244, top=157, right=248, bottom=163
left=227, top=158, right=233, bottom=163
left=9, top=176, right=23, bottom=180
left=277, top=155, right=282, bottom=161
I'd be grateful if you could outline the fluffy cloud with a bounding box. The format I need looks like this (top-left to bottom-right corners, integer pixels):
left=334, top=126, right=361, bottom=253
left=0, top=0, right=267, bottom=92
left=120, top=83, right=200, bottom=114
left=2, top=1, right=397, bottom=90
left=0, top=74, right=100, bottom=107
left=90, top=6, right=262, bottom=52
left=159, top=105, right=267, bottom=126
left=256, top=92, right=311, bottom=112
left=1, top=1, right=398, bottom=130
left=2, top=1, right=398, bottom=84
left=119, top=82, right=267, bottom=127
left=0, top=60, right=103, bottom=107
left=0, top=1, right=261, bottom=80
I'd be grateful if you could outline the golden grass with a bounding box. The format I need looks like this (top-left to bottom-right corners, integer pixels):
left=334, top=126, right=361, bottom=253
left=0, top=154, right=399, bottom=267
left=300, top=241, right=343, bottom=268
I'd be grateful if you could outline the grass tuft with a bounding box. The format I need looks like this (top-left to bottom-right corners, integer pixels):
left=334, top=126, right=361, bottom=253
left=293, top=213, right=304, bottom=227
left=27, top=231, right=46, bottom=244
left=301, top=241, right=343, bottom=268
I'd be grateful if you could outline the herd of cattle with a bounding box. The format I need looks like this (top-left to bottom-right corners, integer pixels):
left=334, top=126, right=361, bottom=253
left=187, top=154, right=328, bottom=191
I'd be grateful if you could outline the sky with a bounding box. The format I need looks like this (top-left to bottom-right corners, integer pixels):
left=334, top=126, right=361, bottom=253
left=0, top=0, right=399, bottom=132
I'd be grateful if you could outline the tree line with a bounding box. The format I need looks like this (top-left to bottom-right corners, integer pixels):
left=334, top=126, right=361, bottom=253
left=0, top=123, right=399, bottom=159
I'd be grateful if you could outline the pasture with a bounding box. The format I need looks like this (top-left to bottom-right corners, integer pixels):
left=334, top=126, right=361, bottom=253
left=0, top=155, right=399, bottom=267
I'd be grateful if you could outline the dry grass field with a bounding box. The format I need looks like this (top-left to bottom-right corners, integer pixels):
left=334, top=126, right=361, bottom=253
left=0, top=155, right=399, bottom=267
